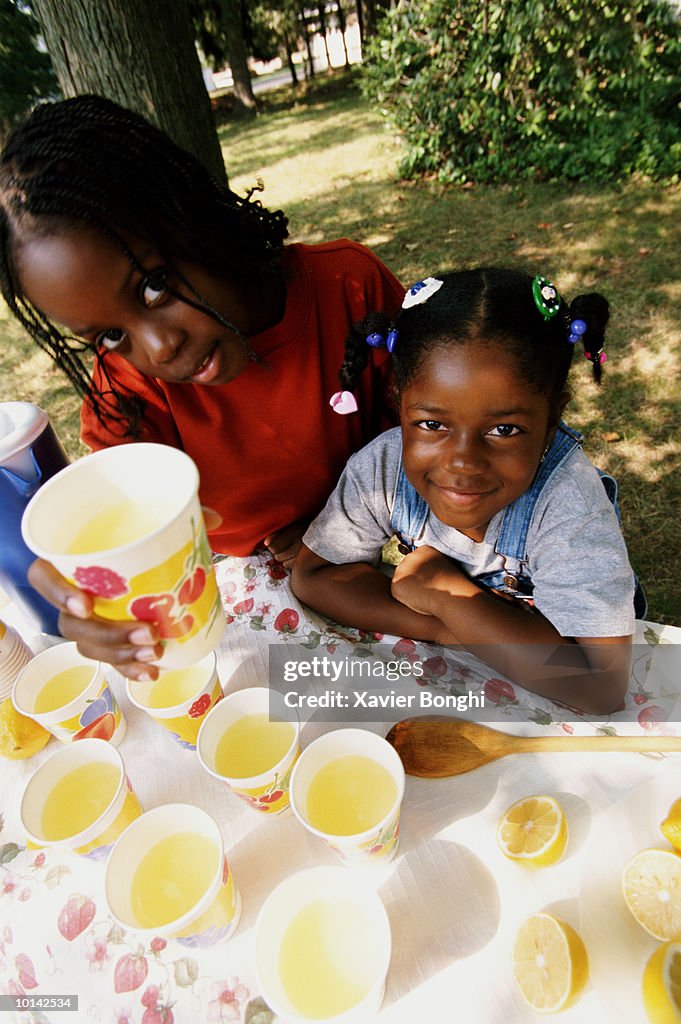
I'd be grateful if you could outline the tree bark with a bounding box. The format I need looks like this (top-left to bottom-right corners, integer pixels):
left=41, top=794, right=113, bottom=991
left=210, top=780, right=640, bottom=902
left=218, top=0, right=257, bottom=115
left=31, top=0, right=227, bottom=182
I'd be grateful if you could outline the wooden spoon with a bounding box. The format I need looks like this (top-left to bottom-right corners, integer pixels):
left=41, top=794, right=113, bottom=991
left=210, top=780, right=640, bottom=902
left=385, top=717, right=681, bottom=778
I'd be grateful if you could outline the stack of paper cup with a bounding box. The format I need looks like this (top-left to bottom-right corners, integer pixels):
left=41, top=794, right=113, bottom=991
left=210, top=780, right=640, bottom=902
left=0, top=619, right=33, bottom=701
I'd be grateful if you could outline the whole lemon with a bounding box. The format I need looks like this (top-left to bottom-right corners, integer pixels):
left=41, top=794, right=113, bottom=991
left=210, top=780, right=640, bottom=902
left=0, top=698, right=51, bottom=759
left=661, top=799, right=681, bottom=854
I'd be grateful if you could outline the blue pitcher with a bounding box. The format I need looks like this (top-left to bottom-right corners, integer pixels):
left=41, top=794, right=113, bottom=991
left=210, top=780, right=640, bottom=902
left=0, top=402, right=69, bottom=634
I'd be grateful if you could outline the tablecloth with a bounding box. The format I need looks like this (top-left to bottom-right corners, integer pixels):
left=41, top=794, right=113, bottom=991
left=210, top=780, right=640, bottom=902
left=1, top=551, right=680, bottom=1024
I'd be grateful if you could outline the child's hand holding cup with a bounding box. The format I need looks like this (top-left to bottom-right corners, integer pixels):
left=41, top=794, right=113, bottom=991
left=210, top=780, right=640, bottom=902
left=21, top=444, right=225, bottom=671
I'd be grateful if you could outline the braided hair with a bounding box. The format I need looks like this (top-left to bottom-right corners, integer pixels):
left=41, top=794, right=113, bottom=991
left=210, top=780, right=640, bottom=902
left=338, top=267, right=609, bottom=409
left=0, top=94, right=289, bottom=435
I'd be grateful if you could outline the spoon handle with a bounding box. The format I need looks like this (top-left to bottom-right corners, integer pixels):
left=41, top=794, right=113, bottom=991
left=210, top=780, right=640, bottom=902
left=512, top=734, right=681, bottom=754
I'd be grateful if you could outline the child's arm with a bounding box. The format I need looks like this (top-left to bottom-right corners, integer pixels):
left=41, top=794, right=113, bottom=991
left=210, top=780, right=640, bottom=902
left=291, top=545, right=458, bottom=646
left=391, top=545, right=631, bottom=715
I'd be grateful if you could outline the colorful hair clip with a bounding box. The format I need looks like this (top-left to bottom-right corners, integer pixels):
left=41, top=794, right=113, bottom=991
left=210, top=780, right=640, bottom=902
left=567, top=318, right=587, bottom=344
left=402, top=277, right=443, bottom=309
left=329, top=390, right=358, bottom=415
left=386, top=329, right=399, bottom=353
left=584, top=351, right=607, bottom=365
left=366, top=332, right=385, bottom=348
left=532, top=275, right=561, bottom=320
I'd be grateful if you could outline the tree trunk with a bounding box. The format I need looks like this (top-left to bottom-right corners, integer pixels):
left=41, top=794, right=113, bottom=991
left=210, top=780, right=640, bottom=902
left=355, top=0, right=365, bottom=44
left=31, top=0, right=227, bottom=183
left=299, top=3, right=315, bottom=77
left=283, top=30, right=299, bottom=86
left=218, top=0, right=256, bottom=115
left=317, top=3, right=332, bottom=70
left=336, top=1, right=350, bottom=67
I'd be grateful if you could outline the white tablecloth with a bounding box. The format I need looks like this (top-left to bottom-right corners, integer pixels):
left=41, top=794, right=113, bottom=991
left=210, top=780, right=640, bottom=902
left=1, top=552, right=680, bottom=1024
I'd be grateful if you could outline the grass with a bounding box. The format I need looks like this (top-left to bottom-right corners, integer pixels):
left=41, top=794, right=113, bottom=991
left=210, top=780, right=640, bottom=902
left=1, top=70, right=679, bottom=623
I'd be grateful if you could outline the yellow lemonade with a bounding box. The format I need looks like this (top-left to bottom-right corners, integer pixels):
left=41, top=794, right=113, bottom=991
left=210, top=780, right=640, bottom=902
left=145, top=665, right=208, bottom=709
left=130, top=831, right=220, bottom=927
left=41, top=762, right=120, bottom=840
left=34, top=665, right=93, bottom=713
left=306, top=756, right=398, bottom=836
left=67, top=500, right=167, bottom=554
left=215, top=713, right=295, bottom=778
left=279, top=900, right=370, bottom=1018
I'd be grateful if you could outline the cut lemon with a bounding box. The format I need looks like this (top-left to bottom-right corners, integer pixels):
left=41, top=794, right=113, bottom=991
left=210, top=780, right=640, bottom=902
left=513, top=912, right=589, bottom=1013
left=661, top=800, right=681, bottom=854
left=0, top=698, right=51, bottom=759
left=497, top=795, right=568, bottom=867
left=622, top=849, right=681, bottom=940
left=643, top=941, right=681, bottom=1024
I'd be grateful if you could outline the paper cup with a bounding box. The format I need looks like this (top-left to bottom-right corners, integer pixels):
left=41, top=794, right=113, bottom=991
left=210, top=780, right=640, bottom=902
left=197, top=687, right=300, bottom=814
left=255, top=866, right=391, bottom=1024
left=21, top=443, right=225, bottom=669
left=126, top=651, right=222, bottom=750
left=290, top=729, right=404, bottom=867
left=105, top=804, right=240, bottom=948
left=20, top=738, right=142, bottom=859
left=12, top=641, right=126, bottom=744
left=0, top=619, right=33, bottom=701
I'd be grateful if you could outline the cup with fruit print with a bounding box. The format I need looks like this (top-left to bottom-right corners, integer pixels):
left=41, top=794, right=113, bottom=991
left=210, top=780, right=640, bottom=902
left=20, top=738, right=142, bottom=859
left=197, top=686, right=300, bottom=814
left=290, top=728, right=404, bottom=868
left=105, top=803, right=241, bottom=948
left=21, top=443, right=225, bottom=669
left=126, top=650, right=222, bottom=750
left=12, top=640, right=126, bottom=744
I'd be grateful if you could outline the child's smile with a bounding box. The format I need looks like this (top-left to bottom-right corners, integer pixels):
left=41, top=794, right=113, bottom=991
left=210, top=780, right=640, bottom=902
left=400, top=343, right=558, bottom=542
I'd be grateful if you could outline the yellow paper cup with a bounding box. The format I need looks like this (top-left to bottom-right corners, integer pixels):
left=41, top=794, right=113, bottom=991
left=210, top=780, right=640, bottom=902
left=197, top=686, right=300, bottom=814
left=126, top=651, right=222, bottom=750
left=21, top=443, right=225, bottom=669
left=255, top=866, right=391, bottom=1024
left=290, top=729, right=404, bottom=867
left=12, top=641, right=126, bottom=744
left=104, top=803, right=240, bottom=948
left=20, top=738, right=142, bottom=860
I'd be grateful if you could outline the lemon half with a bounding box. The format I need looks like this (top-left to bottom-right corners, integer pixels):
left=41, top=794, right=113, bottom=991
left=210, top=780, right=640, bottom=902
left=513, top=912, right=589, bottom=1013
left=623, top=849, right=681, bottom=941
left=661, top=800, right=681, bottom=854
left=643, top=941, right=681, bottom=1024
left=497, top=795, right=568, bottom=867
left=0, top=698, right=51, bottom=759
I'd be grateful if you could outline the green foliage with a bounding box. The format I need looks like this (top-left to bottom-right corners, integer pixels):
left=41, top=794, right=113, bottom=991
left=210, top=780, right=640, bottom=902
left=360, top=0, right=681, bottom=184
left=0, top=1, right=57, bottom=140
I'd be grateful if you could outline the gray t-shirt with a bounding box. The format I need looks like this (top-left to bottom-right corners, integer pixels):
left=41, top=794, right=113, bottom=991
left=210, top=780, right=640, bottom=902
left=303, top=428, right=635, bottom=638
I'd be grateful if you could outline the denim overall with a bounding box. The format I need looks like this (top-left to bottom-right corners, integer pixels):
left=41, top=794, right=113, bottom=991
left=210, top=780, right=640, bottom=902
left=390, top=422, right=647, bottom=618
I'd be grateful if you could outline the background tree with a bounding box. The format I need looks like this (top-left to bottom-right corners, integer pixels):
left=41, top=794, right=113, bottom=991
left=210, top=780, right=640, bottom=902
left=0, top=0, right=57, bottom=142
left=356, top=0, right=390, bottom=43
left=31, top=0, right=227, bottom=181
left=362, top=0, right=681, bottom=185
left=193, top=0, right=257, bottom=114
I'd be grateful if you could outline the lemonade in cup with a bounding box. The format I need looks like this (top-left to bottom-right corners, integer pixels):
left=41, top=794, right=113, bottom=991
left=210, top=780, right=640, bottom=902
left=105, top=804, right=240, bottom=947
left=20, top=738, right=142, bottom=859
left=126, top=651, right=222, bottom=749
left=255, top=865, right=392, bottom=1024
left=290, top=729, right=404, bottom=867
left=197, top=686, right=300, bottom=814
left=12, top=641, right=126, bottom=744
left=21, top=443, right=225, bottom=669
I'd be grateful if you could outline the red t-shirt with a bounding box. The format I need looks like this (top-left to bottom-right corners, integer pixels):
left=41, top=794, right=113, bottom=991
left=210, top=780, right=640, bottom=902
left=80, top=239, right=404, bottom=554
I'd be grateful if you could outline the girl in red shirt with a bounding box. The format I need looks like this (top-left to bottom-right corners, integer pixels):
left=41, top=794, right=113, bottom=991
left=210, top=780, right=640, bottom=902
left=0, top=94, right=402, bottom=679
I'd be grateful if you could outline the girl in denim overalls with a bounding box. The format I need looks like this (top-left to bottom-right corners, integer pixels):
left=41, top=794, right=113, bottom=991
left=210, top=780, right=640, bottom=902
left=292, top=268, right=642, bottom=714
